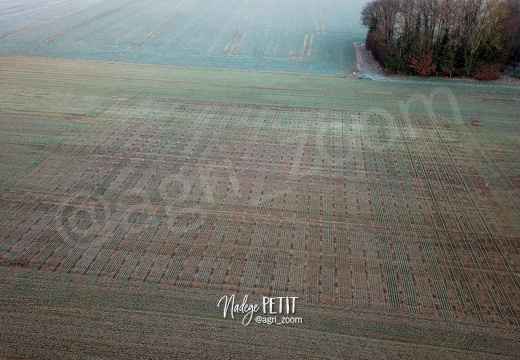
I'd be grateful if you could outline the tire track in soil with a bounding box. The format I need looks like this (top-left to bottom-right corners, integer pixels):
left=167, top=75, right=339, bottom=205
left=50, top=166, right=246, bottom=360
left=313, top=0, right=325, bottom=34
left=223, top=0, right=264, bottom=56
left=0, top=2, right=104, bottom=40
left=124, top=0, right=206, bottom=52
left=13, top=0, right=141, bottom=54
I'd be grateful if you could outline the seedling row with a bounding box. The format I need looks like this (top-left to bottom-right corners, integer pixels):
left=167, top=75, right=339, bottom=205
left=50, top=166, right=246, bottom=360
left=0, top=99, right=518, bottom=324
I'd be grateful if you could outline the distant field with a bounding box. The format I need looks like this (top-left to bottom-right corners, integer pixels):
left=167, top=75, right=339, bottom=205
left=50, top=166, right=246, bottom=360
left=0, top=0, right=519, bottom=359
left=0, top=0, right=366, bottom=74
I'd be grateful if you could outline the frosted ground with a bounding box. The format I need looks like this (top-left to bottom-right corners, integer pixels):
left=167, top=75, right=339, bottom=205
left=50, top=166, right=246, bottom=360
left=0, top=0, right=368, bottom=74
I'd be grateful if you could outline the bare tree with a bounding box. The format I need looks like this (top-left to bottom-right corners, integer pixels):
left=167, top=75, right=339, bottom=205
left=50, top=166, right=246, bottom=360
left=361, top=0, right=520, bottom=78
left=362, top=0, right=401, bottom=66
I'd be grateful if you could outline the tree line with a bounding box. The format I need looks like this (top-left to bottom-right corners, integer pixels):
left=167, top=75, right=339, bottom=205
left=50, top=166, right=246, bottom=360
left=361, top=0, right=520, bottom=79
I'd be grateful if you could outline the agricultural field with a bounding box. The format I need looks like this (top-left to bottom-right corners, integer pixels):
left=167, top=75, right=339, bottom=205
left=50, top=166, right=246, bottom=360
left=0, top=0, right=519, bottom=359
left=0, top=0, right=365, bottom=74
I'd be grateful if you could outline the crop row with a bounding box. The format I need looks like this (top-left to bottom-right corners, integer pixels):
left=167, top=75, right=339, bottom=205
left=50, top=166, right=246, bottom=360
left=0, top=99, right=518, bottom=323
left=0, top=0, right=360, bottom=74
